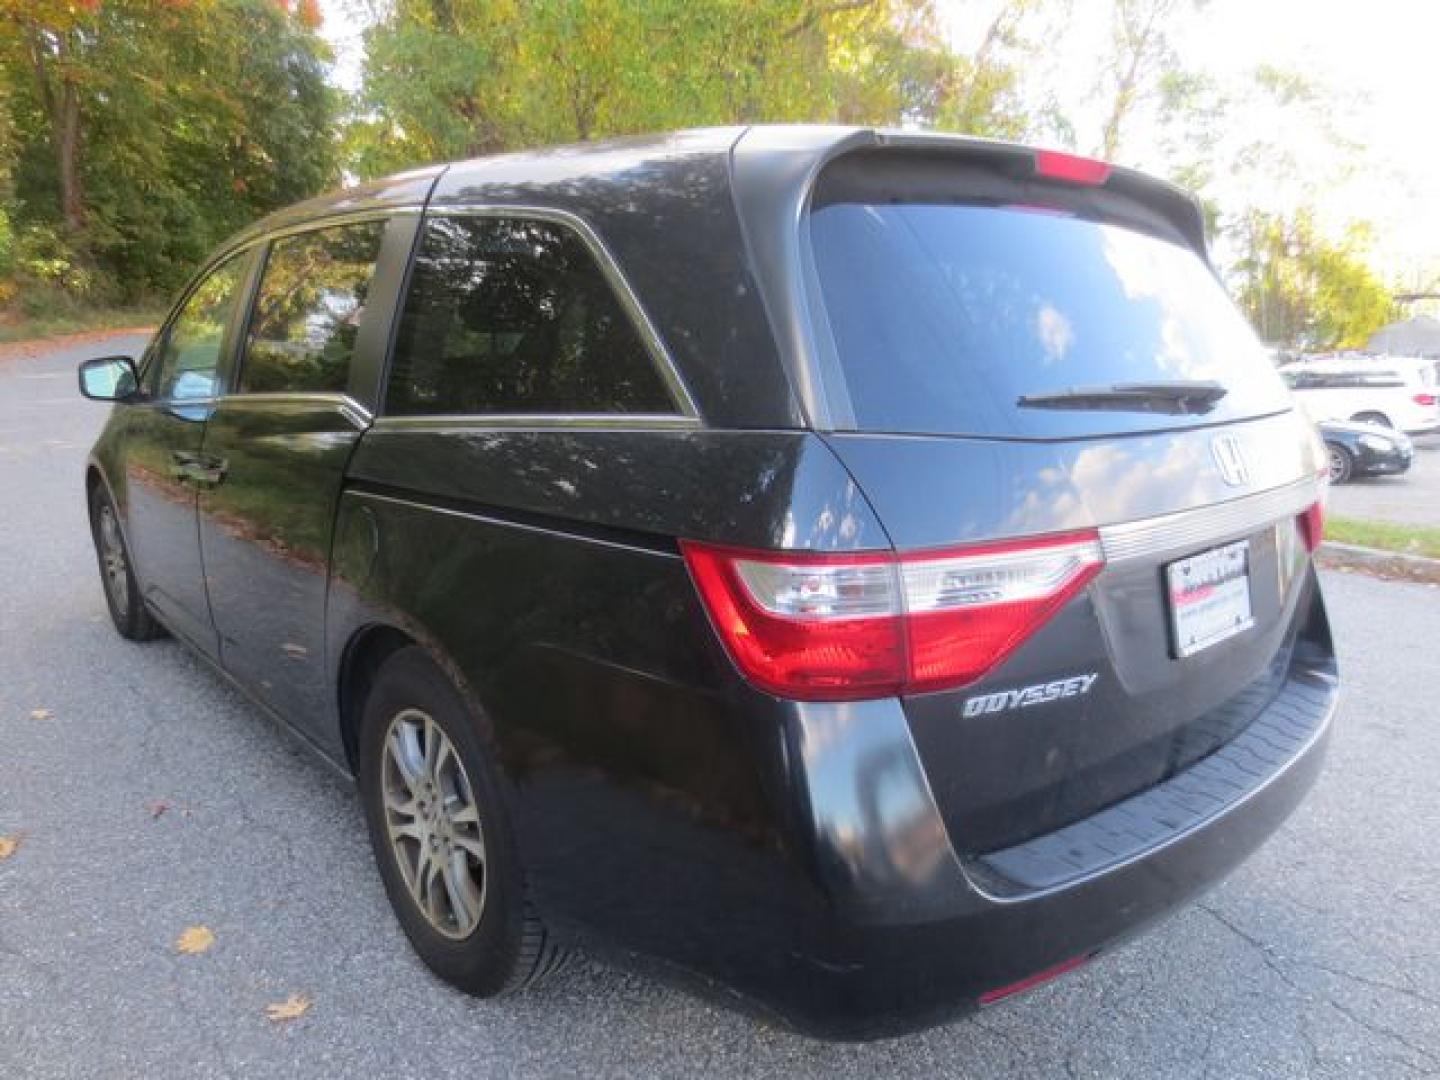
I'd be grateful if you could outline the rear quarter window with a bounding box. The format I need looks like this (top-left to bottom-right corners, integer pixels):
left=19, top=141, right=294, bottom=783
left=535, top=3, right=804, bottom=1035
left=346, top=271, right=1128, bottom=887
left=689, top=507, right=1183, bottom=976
left=807, top=201, right=1293, bottom=438
left=385, top=215, right=679, bottom=417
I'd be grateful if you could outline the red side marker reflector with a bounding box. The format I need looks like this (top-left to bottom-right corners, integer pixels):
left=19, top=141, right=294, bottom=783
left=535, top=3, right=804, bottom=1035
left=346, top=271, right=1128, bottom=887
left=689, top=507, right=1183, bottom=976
left=1034, top=150, right=1112, bottom=186
left=979, top=953, right=1092, bottom=1006
left=1299, top=501, right=1325, bottom=554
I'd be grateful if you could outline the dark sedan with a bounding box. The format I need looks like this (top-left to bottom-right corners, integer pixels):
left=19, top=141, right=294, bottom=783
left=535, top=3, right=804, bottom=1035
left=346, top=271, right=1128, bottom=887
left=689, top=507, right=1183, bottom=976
left=1319, top=419, right=1413, bottom=483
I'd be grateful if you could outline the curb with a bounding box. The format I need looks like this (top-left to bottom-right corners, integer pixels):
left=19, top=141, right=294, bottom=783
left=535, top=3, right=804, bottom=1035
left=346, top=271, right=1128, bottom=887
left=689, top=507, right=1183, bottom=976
left=1317, top=540, right=1440, bottom=584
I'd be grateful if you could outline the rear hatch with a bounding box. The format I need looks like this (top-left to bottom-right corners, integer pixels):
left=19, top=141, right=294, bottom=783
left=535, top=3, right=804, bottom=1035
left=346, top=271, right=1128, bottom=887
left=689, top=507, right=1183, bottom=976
left=803, top=147, right=1327, bottom=858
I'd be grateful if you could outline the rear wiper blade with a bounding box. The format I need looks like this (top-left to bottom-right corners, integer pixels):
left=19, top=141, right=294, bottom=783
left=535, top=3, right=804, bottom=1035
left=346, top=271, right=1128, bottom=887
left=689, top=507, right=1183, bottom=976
left=1017, top=380, right=1228, bottom=415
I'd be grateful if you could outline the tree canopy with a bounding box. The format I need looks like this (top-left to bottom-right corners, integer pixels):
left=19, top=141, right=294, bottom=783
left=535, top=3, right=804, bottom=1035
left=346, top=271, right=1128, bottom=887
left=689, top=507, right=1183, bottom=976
left=1, top=0, right=336, bottom=303
left=0, top=0, right=1405, bottom=348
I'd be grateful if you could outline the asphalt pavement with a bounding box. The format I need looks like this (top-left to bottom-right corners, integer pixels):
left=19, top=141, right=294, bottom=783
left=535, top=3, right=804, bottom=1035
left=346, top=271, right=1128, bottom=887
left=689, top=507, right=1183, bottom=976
left=1327, top=433, right=1440, bottom=529
left=2, top=334, right=1438, bottom=1079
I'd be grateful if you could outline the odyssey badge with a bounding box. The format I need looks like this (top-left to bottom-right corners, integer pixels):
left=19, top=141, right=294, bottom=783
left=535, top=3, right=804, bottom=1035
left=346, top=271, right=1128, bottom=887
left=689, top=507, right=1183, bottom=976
left=962, top=673, right=1099, bottom=718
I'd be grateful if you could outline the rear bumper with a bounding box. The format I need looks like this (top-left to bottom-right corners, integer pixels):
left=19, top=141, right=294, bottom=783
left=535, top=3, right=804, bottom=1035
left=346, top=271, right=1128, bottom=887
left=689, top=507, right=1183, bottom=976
left=773, top=649, right=1335, bottom=1038
left=518, top=577, right=1337, bottom=1041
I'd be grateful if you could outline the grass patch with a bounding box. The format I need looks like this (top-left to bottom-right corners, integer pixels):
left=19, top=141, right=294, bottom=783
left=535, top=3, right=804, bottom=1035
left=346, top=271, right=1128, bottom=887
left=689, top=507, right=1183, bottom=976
left=0, top=302, right=165, bottom=345
left=1326, top=516, right=1440, bottom=559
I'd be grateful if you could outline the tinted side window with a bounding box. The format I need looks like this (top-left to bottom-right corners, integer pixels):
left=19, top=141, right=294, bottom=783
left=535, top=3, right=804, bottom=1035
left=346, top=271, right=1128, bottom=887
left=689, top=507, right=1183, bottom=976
left=151, top=255, right=248, bottom=401
left=239, top=221, right=386, bottom=395
left=386, top=216, right=676, bottom=416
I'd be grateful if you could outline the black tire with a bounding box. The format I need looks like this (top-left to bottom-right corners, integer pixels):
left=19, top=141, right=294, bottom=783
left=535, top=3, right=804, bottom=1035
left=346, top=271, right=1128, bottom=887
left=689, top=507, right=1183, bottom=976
left=1351, top=411, right=1391, bottom=428
left=1325, top=443, right=1354, bottom=484
left=88, top=484, right=164, bottom=641
left=357, top=646, right=565, bottom=996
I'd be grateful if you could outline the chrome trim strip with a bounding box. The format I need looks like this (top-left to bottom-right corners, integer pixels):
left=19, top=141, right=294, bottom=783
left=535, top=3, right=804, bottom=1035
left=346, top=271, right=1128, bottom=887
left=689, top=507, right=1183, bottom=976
left=218, top=391, right=374, bottom=428
left=1099, top=476, right=1319, bottom=564
left=198, top=206, right=427, bottom=278
left=370, top=413, right=699, bottom=432
left=422, top=204, right=701, bottom=422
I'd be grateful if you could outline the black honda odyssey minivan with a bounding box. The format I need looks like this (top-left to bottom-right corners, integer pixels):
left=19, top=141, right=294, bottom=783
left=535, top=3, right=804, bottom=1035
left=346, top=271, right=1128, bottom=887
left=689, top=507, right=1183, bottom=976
left=78, top=126, right=1337, bottom=1039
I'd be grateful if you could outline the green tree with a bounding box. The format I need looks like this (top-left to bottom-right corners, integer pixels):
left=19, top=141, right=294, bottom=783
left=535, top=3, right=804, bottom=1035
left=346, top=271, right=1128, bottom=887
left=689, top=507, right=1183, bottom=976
left=1091, top=0, right=1207, bottom=160
left=346, top=0, right=1034, bottom=176
left=1232, top=209, right=1396, bottom=349
left=913, top=0, right=1057, bottom=140
left=1, top=0, right=338, bottom=301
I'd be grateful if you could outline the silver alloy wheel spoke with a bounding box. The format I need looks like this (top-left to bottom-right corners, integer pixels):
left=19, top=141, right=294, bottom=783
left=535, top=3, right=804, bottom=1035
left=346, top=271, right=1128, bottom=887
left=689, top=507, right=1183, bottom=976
left=380, top=707, right=487, bottom=940
left=99, top=507, right=129, bottom=616
left=390, top=724, right=425, bottom=789
left=441, top=852, right=480, bottom=935
left=451, top=835, right=486, bottom=862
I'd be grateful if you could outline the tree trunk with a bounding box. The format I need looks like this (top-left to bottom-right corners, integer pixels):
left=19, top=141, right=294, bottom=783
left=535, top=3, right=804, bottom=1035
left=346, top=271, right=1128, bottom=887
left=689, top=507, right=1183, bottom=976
left=57, top=81, right=84, bottom=233
left=25, top=25, right=86, bottom=233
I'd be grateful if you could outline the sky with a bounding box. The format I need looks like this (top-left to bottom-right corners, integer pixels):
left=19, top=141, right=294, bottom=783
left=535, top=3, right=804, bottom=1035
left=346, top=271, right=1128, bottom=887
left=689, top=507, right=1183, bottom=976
left=320, top=0, right=1439, bottom=285
left=938, top=0, right=1440, bottom=285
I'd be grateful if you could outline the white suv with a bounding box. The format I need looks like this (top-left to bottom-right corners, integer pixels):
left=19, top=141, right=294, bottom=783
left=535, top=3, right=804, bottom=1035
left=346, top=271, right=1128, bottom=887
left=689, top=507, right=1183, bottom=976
left=1280, top=357, right=1439, bottom=434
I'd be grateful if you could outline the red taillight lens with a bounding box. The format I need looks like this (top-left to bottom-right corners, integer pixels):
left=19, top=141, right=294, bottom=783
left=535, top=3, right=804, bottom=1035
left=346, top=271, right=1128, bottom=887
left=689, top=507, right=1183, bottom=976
left=681, top=532, right=1103, bottom=701
left=1414, top=393, right=1436, bottom=407
left=900, top=534, right=1105, bottom=691
left=1299, top=501, right=1325, bottom=553
left=1034, top=149, right=1112, bottom=186
left=680, top=544, right=903, bottom=700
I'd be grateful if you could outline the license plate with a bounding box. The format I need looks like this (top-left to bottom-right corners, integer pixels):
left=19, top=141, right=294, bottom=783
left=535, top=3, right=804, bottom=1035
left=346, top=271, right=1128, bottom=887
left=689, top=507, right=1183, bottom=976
left=1166, top=540, right=1254, bottom=658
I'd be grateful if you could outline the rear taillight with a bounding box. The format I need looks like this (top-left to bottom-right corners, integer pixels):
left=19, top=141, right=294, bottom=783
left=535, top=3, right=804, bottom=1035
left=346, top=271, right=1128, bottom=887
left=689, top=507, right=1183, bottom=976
left=1299, top=501, right=1325, bottom=553
left=681, top=532, right=1103, bottom=701
left=1415, top=393, right=1437, bottom=407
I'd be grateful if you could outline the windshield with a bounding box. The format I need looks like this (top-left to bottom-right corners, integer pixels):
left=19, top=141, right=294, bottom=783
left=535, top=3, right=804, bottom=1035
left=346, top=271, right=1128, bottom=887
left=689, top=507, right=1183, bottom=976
left=807, top=202, right=1292, bottom=438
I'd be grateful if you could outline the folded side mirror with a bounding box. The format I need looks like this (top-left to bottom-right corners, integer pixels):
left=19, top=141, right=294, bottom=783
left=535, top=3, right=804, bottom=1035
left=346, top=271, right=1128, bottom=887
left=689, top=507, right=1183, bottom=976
left=78, top=355, right=140, bottom=401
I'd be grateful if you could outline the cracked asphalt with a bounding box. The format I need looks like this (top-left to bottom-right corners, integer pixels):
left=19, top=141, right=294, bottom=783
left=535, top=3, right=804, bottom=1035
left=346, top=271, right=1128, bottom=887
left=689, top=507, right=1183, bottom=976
left=2, top=334, right=1438, bottom=1079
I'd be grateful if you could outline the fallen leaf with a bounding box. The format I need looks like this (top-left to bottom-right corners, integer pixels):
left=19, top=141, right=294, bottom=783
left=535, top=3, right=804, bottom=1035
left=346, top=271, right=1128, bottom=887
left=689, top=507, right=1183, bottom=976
left=264, top=993, right=312, bottom=1022
left=0, top=835, right=20, bottom=860
left=29, top=709, right=52, bottom=721
left=148, top=799, right=171, bottom=819
left=175, top=925, right=215, bottom=955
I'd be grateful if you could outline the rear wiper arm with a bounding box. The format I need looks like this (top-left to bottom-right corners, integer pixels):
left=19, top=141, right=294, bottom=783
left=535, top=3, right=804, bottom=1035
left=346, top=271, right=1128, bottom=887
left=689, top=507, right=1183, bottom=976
left=1017, top=380, right=1228, bottom=415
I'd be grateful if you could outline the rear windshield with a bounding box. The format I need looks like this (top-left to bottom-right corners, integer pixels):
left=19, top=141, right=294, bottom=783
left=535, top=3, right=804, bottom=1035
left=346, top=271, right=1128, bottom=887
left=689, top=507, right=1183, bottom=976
left=807, top=201, right=1292, bottom=438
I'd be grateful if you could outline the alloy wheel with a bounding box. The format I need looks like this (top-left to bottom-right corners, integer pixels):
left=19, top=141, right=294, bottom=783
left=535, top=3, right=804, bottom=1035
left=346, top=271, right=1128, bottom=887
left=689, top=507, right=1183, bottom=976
left=1327, top=447, right=1348, bottom=483
left=98, top=505, right=130, bottom=618
left=380, top=707, right=487, bottom=939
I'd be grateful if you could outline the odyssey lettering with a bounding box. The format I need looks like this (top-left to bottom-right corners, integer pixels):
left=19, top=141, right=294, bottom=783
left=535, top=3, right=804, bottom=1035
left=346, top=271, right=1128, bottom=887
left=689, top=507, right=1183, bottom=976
left=962, top=674, right=1100, bottom=718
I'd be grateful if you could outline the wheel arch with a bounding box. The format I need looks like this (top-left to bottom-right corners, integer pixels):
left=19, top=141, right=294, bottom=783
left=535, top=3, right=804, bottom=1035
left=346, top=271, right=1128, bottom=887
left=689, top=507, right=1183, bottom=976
left=85, top=459, right=115, bottom=515
left=1350, top=410, right=1392, bottom=427
left=335, top=623, right=418, bottom=774
left=85, top=459, right=133, bottom=549
left=335, top=620, right=500, bottom=777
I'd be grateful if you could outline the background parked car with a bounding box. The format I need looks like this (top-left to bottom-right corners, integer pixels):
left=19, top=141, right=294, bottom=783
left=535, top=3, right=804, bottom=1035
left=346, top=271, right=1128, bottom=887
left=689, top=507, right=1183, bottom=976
left=1280, top=357, right=1439, bottom=433
left=1316, top=419, right=1413, bottom=483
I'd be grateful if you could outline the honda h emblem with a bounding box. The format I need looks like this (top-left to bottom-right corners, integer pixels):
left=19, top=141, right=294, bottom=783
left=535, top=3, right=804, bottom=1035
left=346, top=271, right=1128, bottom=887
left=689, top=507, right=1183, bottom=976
left=1211, top=435, right=1251, bottom=487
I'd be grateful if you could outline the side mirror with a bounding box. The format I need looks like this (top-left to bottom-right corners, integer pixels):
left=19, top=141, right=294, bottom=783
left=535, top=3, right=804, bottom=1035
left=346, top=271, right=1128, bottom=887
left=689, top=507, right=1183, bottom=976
left=78, top=355, right=140, bottom=401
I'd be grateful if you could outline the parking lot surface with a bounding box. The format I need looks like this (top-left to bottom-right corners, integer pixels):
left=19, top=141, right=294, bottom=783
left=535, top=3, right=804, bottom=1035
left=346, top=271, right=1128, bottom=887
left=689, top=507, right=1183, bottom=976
left=2, top=336, right=1438, bottom=1078
left=1328, top=433, right=1440, bottom=528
